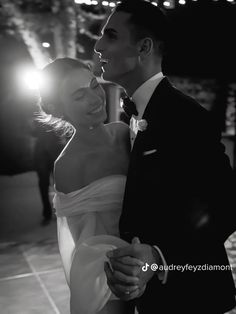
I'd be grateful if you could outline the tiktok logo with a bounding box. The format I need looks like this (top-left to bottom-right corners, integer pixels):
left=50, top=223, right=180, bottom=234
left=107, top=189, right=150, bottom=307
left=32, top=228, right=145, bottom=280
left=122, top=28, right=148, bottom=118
left=142, top=263, right=149, bottom=272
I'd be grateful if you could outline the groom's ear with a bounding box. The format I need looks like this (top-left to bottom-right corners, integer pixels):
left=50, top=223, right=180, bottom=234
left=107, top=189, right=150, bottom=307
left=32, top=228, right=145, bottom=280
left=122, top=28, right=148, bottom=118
left=138, top=37, right=154, bottom=58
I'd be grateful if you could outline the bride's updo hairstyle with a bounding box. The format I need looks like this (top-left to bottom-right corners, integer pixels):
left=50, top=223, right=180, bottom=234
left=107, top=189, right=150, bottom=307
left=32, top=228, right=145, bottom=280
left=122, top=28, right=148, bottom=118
left=36, top=57, right=90, bottom=137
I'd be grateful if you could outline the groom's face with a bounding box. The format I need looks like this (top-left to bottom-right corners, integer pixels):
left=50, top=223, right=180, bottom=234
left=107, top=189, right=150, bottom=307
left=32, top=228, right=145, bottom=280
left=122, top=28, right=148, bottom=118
left=94, top=11, right=140, bottom=86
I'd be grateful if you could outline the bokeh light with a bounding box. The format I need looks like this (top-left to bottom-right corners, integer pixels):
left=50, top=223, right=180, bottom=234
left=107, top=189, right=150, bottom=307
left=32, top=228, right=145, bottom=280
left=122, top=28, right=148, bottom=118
left=42, top=42, right=50, bottom=48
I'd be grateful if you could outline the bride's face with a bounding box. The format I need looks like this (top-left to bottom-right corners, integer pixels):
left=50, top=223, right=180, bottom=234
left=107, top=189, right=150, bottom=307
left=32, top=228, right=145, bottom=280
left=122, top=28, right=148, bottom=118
left=60, top=67, right=107, bottom=128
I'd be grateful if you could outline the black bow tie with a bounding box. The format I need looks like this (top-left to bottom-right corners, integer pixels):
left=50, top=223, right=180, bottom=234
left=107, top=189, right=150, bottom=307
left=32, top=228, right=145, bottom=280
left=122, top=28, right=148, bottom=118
left=121, top=97, right=138, bottom=118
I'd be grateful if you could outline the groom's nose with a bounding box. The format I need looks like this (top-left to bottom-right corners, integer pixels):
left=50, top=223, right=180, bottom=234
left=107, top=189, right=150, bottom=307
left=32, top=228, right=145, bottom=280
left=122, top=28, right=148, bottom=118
left=94, top=37, right=103, bottom=54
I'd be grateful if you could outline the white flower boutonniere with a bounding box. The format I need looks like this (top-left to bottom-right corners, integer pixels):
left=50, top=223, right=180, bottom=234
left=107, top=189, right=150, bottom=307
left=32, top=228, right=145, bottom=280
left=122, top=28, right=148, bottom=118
left=137, top=119, right=148, bottom=132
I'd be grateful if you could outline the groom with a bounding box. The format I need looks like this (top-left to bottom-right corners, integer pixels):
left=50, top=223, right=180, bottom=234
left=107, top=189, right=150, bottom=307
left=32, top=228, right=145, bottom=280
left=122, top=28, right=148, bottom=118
left=95, top=1, right=236, bottom=313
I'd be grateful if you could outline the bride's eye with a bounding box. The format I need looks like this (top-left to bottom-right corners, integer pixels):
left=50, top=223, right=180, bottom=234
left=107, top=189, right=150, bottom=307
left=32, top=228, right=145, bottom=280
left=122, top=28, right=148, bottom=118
left=73, top=89, right=85, bottom=100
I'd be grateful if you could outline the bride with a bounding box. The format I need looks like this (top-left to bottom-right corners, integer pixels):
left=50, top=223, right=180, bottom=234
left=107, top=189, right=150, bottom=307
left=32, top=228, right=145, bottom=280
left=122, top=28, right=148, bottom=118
left=37, top=58, right=141, bottom=314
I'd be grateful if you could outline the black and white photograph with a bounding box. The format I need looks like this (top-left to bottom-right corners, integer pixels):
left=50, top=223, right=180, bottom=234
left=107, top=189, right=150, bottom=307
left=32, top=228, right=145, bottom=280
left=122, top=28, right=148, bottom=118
left=0, top=0, right=236, bottom=313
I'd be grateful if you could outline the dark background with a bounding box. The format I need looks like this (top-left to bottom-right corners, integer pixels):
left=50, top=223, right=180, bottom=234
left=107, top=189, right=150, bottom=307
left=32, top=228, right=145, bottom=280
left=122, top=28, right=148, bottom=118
left=164, top=1, right=236, bottom=79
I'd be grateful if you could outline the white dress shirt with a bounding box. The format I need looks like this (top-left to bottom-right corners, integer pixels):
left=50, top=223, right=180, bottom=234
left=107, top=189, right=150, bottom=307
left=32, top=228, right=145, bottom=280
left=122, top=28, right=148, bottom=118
left=129, top=72, right=168, bottom=284
left=130, top=72, right=164, bottom=147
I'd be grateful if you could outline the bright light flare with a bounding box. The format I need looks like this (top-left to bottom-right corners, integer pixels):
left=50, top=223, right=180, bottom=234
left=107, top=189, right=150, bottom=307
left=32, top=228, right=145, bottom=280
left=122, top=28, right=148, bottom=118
left=21, top=69, right=42, bottom=90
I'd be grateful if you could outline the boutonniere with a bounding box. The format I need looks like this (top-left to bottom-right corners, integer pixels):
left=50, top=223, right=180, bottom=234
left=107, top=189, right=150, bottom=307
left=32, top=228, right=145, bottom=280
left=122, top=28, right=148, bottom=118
left=137, top=119, right=148, bottom=132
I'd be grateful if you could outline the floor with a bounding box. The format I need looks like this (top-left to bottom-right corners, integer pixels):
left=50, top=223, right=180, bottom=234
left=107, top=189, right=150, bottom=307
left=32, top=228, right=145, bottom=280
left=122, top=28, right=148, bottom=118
left=0, top=240, right=70, bottom=314
left=0, top=172, right=70, bottom=314
left=0, top=172, right=236, bottom=313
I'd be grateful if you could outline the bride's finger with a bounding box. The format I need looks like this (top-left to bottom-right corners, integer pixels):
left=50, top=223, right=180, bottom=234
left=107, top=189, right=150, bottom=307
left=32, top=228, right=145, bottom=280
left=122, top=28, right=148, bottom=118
left=118, top=256, right=144, bottom=266
left=112, top=269, right=140, bottom=285
left=121, top=286, right=143, bottom=301
left=114, top=283, right=139, bottom=294
left=109, top=259, right=141, bottom=276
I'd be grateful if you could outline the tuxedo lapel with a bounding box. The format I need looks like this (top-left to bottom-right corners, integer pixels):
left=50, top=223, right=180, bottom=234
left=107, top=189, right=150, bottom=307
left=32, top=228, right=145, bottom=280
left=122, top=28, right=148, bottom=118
left=131, top=77, right=174, bottom=153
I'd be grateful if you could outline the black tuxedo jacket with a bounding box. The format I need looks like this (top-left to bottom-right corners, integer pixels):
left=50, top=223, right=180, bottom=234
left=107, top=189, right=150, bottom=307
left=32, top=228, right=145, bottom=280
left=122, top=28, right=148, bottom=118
left=120, top=78, right=236, bottom=313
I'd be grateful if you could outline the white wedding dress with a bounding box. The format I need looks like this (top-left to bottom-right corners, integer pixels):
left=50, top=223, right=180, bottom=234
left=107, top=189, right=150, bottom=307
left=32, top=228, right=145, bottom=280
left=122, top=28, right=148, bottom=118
left=53, top=175, right=129, bottom=314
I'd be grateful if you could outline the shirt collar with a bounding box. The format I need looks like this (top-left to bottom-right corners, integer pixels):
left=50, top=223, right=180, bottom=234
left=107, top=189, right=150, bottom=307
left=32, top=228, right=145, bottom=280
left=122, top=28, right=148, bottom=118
left=132, top=72, right=164, bottom=119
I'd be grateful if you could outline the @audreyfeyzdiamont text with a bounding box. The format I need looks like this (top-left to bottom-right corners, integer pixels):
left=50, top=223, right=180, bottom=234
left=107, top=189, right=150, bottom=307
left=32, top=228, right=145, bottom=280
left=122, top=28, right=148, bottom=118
left=141, top=263, right=233, bottom=272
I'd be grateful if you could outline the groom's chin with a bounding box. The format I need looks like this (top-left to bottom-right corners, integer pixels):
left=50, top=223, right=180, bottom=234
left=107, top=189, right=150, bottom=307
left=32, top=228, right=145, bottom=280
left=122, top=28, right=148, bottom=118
left=102, top=71, right=120, bottom=85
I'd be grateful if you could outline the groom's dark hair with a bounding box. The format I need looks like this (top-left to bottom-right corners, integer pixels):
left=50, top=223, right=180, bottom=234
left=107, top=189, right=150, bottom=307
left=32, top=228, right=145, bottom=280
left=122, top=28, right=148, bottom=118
left=114, top=0, right=170, bottom=56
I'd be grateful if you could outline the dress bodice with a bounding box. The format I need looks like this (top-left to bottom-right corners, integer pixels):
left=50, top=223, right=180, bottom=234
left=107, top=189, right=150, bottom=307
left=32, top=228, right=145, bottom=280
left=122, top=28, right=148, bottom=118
left=53, top=175, right=126, bottom=242
left=53, top=174, right=126, bottom=217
